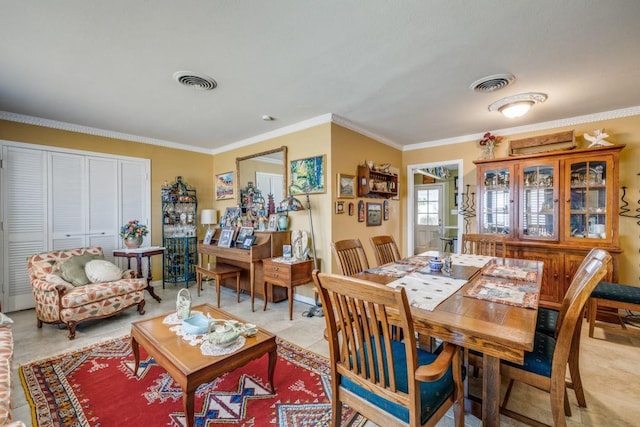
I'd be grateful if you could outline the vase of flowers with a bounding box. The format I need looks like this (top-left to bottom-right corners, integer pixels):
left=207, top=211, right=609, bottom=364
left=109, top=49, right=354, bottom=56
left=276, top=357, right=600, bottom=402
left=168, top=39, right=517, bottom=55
left=120, top=220, right=148, bottom=249
left=479, top=132, right=503, bottom=160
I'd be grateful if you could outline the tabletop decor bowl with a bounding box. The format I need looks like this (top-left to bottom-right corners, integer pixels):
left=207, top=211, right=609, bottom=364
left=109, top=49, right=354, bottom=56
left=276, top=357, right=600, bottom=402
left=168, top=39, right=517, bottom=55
left=182, top=313, right=211, bottom=335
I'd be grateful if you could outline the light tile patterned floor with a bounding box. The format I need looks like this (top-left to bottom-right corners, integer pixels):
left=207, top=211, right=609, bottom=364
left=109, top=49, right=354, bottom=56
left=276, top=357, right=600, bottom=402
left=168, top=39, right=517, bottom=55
left=8, top=281, right=640, bottom=426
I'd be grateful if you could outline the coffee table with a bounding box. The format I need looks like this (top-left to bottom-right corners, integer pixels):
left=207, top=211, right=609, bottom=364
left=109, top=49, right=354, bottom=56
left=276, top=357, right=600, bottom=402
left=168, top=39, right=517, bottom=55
left=130, top=303, right=277, bottom=427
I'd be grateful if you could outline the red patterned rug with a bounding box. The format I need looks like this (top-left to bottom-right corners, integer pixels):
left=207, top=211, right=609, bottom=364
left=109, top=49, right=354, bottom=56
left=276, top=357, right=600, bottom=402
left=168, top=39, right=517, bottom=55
left=19, top=336, right=365, bottom=426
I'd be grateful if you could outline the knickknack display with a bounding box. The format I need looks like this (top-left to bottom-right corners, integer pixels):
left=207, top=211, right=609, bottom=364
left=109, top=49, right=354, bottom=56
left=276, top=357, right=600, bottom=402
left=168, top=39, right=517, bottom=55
left=162, top=176, right=198, bottom=286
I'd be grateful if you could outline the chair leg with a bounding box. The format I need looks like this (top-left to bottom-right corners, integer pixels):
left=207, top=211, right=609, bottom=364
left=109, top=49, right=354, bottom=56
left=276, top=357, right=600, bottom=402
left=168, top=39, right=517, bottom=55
left=215, top=276, right=221, bottom=308
left=67, top=321, right=78, bottom=340
left=236, top=273, right=241, bottom=303
left=137, top=300, right=146, bottom=315
left=588, top=298, right=597, bottom=337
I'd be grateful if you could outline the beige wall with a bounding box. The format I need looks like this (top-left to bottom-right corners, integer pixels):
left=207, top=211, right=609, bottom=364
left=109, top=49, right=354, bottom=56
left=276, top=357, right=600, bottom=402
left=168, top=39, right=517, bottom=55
left=0, top=119, right=214, bottom=279
left=402, top=115, right=640, bottom=284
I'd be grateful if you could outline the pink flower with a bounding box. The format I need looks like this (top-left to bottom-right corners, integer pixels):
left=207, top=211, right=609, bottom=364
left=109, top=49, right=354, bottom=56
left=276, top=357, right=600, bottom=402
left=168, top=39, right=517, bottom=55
left=479, top=132, right=503, bottom=147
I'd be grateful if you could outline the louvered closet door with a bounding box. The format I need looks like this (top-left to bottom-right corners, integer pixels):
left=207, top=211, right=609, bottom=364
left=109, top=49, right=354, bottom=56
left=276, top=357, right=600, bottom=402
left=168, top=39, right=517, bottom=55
left=1, top=146, right=48, bottom=312
left=49, top=152, right=86, bottom=249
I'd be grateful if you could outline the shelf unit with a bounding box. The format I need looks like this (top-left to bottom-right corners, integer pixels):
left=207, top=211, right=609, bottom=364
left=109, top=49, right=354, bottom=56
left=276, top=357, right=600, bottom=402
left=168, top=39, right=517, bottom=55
left=357, top=165, right=398, bottom=199
left=161, top=176, right=197, bottom=286
left=474, top=145, right=624, bottom=308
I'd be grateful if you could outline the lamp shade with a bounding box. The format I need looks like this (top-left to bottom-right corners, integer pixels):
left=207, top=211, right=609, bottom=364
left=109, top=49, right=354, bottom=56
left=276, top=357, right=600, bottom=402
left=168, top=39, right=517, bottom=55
left=200, top=209, right=217, bottom=225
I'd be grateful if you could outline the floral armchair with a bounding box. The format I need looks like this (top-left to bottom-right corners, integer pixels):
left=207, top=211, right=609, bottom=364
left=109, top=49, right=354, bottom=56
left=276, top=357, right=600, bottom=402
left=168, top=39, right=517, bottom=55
left=27, top=246, right=147, bottom=339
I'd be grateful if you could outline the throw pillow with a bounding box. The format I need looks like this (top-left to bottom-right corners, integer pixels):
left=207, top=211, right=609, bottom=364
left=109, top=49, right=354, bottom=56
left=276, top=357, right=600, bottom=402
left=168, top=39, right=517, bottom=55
left=85, top=260, right=123, bottom=283
left=60, top=253, right=103, bottom=286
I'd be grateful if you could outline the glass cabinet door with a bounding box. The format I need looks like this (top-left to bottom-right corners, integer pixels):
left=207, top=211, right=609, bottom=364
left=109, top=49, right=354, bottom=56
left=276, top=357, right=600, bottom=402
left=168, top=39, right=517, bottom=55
left=478, top=165, right=513, bottom=236
left=519, top=160, right=559, bottom=241
left=566, top=157, right=611, bottom=241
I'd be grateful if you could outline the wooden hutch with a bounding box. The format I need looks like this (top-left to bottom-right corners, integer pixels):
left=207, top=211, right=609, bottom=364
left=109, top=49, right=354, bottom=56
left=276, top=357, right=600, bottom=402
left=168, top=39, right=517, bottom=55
left=474, top=144, right=624, bottom=309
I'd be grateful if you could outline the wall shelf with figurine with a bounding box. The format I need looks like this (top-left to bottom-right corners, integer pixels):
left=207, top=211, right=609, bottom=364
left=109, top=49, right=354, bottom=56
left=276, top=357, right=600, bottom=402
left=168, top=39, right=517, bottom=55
left=357, top=164, right=398, bottom=199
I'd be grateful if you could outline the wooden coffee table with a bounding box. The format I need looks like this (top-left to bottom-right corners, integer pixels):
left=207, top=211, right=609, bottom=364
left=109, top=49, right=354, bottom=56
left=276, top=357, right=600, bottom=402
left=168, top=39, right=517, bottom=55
left=130, top=303, right=277, bottom=427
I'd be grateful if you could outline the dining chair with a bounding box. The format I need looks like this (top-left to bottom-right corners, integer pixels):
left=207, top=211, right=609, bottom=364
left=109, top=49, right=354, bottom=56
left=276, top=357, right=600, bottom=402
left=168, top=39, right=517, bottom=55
left=370, top=235, right=401, bottom=266
left=497, top=252, right=611, bottom=426
left=312, top=270, right=464, bottom=427
left=460, top=233, right=506, bottom=257
left=331, top=238, right=370, bottom=276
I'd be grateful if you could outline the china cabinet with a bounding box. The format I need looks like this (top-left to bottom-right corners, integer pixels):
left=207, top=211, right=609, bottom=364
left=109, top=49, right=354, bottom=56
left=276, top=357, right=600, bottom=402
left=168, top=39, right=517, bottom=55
left=357, top=165, right=398, bottom=198
left=162, top=176, right=198, bottom=285
left=475, top=145, right=624, bottom=308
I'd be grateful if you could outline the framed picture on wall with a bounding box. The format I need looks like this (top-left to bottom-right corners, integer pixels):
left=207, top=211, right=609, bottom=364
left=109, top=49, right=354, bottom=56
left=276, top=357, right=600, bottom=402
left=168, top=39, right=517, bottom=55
left=335, top=201, right=345, bottom=214
left=366, top=202, right=382, bottom=226
left=383, top=200, right=389, bottom=221
left=337, top=173, right=355, bottom=198
left=290, top=155, right=326, bottom=194
left=216, top=171, right=234, bottom=200
left=358, top=200, right=365, bottom=222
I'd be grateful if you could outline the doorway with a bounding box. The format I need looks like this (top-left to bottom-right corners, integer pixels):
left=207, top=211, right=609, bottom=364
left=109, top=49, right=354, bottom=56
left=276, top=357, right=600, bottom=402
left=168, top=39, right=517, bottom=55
left=407, top=160, right=463, bottom=256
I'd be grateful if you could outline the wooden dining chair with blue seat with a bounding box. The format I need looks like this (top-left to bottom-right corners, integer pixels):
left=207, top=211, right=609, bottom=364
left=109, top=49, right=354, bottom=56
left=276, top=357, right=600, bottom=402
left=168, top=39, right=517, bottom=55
left=496, top=252, right=611, bottom=426
left=588, top=280, right=640, bottom=337
left=331, top=238, right=370, bottom=276
left=370, top=235, right=401, bottom=266
left=312, top=270, right=464, bottom=427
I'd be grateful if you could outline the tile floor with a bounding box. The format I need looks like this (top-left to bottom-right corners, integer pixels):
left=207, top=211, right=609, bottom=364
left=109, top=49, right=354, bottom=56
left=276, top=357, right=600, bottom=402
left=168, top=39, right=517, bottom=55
left=8, top=281, right=640, bottom=426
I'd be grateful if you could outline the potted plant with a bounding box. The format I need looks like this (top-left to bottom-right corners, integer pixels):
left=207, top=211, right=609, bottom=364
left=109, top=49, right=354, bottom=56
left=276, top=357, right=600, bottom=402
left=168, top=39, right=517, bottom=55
left=120, top=220, right=148, bottom=248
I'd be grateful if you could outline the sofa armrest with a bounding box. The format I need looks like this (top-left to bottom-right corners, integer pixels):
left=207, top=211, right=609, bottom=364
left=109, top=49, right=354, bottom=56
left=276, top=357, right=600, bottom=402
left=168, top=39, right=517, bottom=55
left=31, top=277, right=73, bottom=294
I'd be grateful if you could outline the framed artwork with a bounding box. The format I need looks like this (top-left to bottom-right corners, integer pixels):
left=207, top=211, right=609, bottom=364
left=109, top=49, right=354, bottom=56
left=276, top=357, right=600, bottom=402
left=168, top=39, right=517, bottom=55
left=241, top=235, right=256, bottom=249
left=358, top=200, right=365, bottom=222
left=203, top=229, right=214, bottom=245
left=366, top=202, right=382, bottom=226
left=335, top=201, right=345, bottom=214
left=383, top=200, right=389, bottom=221
left=290, top=155, right=326, bottom=194
left=283, top=244, right=292, bottom=258
left=348, top=202, right=354, bottom=216
left=267, top=214, right=279, bottom=231
left=216, top=171, right=234, bottom=200
left=217, top=229, right=234, bottom=248
left=236, top=226, right=254, bottom=243
left=337, top=173, right=355, bottom=198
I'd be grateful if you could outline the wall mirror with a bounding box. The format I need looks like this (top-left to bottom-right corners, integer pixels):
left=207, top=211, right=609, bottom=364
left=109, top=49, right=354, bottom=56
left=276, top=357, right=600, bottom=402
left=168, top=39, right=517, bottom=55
left=236, top=146, right=287, bottom=214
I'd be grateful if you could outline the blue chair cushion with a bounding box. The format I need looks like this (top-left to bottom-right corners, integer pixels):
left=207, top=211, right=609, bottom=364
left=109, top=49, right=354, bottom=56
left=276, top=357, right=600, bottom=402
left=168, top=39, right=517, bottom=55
left=503, top=331, right=555, bottom=377
left=536, top=307, right=559, bottom=337
left=341, top=339, right=454, bottom=424
left=591, top=281, right=640, bottom=304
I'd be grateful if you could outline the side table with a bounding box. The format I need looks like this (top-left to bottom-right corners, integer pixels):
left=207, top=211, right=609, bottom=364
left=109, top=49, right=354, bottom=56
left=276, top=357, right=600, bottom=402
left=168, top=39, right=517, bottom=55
left=262, top=257, right=314, bottom=320
left=113, top=246, right=165, bottom=302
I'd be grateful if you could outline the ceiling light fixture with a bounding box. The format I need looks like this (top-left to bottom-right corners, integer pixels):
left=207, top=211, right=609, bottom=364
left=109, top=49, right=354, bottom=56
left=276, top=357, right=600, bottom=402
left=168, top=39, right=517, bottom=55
left=488, top=92, right=547, bottom=118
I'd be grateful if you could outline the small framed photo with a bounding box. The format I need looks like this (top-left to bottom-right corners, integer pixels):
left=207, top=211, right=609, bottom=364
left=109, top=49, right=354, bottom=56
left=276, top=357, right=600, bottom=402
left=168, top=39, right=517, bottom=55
left=358, top=200, right=365, bottom=222
left=383, top=200, right=389, bottom=221
left=217, top=229, right=234, bottom=248
left=203, top=229, right=214, bottom=245
left=348, top=202, right=354, bottom=216
left=366, top=202, right=382, bottom=226
left=216, top=171, right=234, bottom=200
left=236, top=226, right=254, bottom=243
left=337, top=173, right=355, bottom=198
left=335, top=201, right=345, bottom=214
left=283, top=244, right=292, bottom=258
left=267, top=214, right=279, bottom=231
left=241, top=235, right=256, bottom=249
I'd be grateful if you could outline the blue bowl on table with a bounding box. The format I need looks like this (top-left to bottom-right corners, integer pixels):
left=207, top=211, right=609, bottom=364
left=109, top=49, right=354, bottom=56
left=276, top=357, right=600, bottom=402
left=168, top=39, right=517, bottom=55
left=182, top=313, right=211, bottom=335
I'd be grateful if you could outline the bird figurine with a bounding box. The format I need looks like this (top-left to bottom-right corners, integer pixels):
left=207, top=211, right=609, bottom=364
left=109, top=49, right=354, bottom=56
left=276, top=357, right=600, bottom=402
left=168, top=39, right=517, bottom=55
left=584, top=129, right=613, bottom=148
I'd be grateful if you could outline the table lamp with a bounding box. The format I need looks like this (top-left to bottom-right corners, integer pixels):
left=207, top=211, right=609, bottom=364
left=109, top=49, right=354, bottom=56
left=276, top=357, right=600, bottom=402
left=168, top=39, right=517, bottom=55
left=200, top=209, right=217, bottom=230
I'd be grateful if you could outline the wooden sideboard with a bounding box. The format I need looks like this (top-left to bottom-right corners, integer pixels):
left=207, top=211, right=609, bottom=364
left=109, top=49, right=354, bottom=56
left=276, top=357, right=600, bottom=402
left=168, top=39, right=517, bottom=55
left=198, top=230, right=290, bottom=305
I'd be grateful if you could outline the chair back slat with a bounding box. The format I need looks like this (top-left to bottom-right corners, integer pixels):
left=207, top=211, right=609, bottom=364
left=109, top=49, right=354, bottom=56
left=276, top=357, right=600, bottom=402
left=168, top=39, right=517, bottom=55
left=331, top=238, right=370, bottom=275
left=370, top=235, right=401, bottom=266
left=461, top=233, right=506, bottom=258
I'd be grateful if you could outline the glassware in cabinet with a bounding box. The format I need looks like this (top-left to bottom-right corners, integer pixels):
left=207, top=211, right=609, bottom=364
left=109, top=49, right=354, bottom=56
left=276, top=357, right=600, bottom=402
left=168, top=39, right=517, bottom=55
left=478, top=165, right=513, bottom=236
left=566, top=159, right=610, bottom=241
left=519, top=160, right=559, bottom=241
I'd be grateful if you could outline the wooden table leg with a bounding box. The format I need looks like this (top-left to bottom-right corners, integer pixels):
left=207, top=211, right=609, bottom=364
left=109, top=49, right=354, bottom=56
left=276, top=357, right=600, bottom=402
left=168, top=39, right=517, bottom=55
left=131, top=336, right=140, bottom=375
left=250, top=263, right=255, bottom=311
left=183, top=390, right=195, bottom=427
left=263, top=281, right=269, bottom=312
left=482, top=354, right=501, bottom=427
left=268, top=348, right=277, bottom=393
left=138, top=253, right=162, bottom=303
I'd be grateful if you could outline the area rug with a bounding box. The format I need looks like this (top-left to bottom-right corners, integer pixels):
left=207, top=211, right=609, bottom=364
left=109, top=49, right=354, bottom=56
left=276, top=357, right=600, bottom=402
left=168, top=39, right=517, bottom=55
left=19, top=336, right=366, bottom=426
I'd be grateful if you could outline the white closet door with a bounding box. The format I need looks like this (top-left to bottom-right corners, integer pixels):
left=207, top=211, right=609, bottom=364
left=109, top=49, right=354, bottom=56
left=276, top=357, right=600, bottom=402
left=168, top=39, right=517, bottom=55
left=87, top=157, right=119, bottom=261
left=1, top=146, right=48, bottom=312
left=116, top=160, right=150, bottom=270
left=49, top=152, right=86, bottom=250
left=256, top=172, right=284, bottom=206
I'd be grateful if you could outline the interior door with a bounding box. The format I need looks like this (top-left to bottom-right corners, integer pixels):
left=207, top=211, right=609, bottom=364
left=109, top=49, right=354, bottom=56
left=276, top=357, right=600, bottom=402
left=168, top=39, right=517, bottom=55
left=414, top=184, right=444, bottom=254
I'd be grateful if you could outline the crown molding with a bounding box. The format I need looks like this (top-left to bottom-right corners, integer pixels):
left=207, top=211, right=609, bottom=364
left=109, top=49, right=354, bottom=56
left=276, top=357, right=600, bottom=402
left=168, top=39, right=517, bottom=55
left=404, top=105, right=640, bottom=151
left=331, top=114, right=403, bottom=150
left=0, top=111, right=214, bottom=154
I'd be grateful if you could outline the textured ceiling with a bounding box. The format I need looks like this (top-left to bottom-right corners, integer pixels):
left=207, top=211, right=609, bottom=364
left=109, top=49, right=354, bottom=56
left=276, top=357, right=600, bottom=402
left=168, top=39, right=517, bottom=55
left=1, top=1, right=640, bottom=153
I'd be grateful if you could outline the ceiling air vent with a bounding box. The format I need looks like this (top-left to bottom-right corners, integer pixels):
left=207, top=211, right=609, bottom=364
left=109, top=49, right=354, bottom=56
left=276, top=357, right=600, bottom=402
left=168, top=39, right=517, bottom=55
left=173, top=71, right=217, bottom=90
left=469, top=73, right=516, bottom=93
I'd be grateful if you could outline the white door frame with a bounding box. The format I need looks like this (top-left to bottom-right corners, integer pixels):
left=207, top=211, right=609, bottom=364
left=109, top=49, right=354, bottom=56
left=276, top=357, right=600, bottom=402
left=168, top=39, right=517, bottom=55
left=406, top=159, right=463, bottom=257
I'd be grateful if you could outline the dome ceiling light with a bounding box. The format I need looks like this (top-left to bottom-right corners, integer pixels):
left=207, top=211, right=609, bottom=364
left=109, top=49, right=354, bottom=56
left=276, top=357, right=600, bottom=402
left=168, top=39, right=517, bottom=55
left=488, top=92, right=548, bottom=118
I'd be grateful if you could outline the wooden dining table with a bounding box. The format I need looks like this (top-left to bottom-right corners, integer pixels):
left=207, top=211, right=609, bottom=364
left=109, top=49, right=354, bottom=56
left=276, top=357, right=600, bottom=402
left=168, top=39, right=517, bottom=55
left=357, top=251, right=543, bottom=427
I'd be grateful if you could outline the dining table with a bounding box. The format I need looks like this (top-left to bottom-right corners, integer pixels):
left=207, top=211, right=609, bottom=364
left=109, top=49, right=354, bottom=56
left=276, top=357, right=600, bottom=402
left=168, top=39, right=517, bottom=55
left=356, top=251, right=543, bottom=427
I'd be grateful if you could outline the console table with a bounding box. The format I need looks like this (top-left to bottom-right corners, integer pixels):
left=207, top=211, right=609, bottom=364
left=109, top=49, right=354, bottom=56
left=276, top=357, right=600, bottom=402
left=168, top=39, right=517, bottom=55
left=113, top=246, right=165, bottom=302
